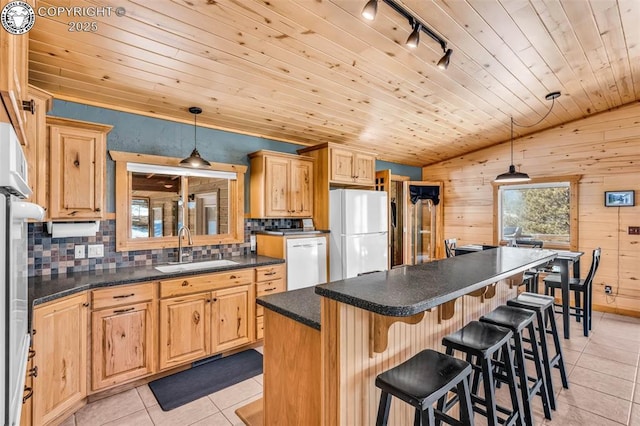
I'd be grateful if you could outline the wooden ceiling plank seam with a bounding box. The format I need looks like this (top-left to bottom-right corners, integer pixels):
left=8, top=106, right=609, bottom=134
left=617, top=0, right=640, bottom=99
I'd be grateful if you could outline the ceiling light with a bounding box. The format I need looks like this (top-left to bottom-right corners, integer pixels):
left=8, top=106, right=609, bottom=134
left=180, top=106, right=211, bottom=169
left=495, top=117, right=530, bottom=183
left=361, top=0, right=452, bottom=69
left=437, top=48, right=453, bottom=70
left=361, top=0, right=377, bottom=20
left=406, top=22, right=420, bottom=48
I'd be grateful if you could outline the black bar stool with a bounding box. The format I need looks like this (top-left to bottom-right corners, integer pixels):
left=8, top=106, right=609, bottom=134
left=375, top=349, right=474, bottom=426
left=507, top=292, right=569, bottom=410
left=441, top=321, right=523, bottom=426
left=480, top=305, right=552, bottom=425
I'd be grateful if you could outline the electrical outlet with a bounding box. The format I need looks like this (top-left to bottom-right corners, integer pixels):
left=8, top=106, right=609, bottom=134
left=87, top=244, right=104, bottom=258
left=74, top=245, right=85, bottom=259
left=604, top=285, right=612, bottom=294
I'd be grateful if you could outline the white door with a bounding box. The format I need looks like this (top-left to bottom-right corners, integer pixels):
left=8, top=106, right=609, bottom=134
left=343, top=190, right=387, bottom=235
left=343, top=233, right=388, bottom=279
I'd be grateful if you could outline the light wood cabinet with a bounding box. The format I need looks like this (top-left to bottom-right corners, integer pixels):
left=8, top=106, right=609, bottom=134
left=90, top=283, right=156, bottom=391
left=254, top=264, right=286, bottom=339
left=249, top=150, right=314, bottom=218
left=297, top=143, right=378, bottom=229
left=159, top=269, right=255, bottom=370
left=0, top=0, right=32, bottom=146
left=47, top=116, right=112, bottom=220
left=23, top=86, right=53, bottom=207
left=31, top=293, right=88, bottom=426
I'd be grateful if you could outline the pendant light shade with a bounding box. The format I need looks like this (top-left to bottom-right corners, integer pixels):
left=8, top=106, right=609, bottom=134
left=437, top=48, right=453, bottom=70
left=180, top=106, right=211, bottom=168
left=361, top=0, right=378, bottom=20
left=494, top=117, right=530, bottom=183
left=406, top=22, right=420, bottom=48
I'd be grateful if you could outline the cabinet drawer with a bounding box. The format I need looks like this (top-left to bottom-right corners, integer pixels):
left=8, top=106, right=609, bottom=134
left=92, top=282, right=155, bottom=310
left=160, top=269, right=254, bottom=298
left=256, top=278, right=285, bottom=317
left=256, top=264, right=285, bottom=282
left=256, top=316, right=264, bottom=340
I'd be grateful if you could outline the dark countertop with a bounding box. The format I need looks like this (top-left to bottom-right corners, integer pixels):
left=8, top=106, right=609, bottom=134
left=256, top=286, right=321, bottom=330
left=253, top=229, right=330, bottom=236
left=29, top=255, right=284, bottom=306
left=316, top=247, right=556, bottom=317
left=257, top=247, right=556, bottom=329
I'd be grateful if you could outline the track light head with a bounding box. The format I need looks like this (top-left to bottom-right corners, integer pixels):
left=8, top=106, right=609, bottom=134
left=361, top=0, right=378, bottom=20
left=437, top=48, right=453, bottom=70
left=406, top=23, right=420, bottom=49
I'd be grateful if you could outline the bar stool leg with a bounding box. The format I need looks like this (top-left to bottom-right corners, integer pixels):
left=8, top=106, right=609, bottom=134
left=512, top=326, right=534, bottom=426
left=527, top=321, right=552, bottom=420
left=457, top=376, right=475, bottom=425
left=481, top=357, right=499, bottom=426
left=546, top=309, right=569, bottom=389
left=534, top=309, right=556, bottom=410
left=502, top=341, right=525, bottom=426
left=376, top=391, right=391, bottom=426
left=419, top=407, right=436, bottom=426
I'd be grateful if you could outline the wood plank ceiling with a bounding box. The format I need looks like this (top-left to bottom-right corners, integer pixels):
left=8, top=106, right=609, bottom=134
left=28, top=0, right=640, bottom=167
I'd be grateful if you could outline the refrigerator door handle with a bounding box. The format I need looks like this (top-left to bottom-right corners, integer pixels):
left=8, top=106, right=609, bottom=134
left=12, top=201, right=45, bottom=221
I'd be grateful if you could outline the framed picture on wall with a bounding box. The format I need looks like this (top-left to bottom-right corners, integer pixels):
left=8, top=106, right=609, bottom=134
left=604, top=190, right=635, bottom=207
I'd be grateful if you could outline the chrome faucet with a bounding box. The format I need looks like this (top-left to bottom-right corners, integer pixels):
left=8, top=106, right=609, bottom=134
left=177, top=225, right=193, bottom=263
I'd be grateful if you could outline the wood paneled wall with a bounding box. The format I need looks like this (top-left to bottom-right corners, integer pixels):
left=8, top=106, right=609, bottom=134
left=422, top=102, right=640, bottom=316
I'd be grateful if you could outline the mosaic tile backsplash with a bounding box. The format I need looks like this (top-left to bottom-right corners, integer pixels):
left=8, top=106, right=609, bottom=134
left=28, top=218, right=301, bottom=277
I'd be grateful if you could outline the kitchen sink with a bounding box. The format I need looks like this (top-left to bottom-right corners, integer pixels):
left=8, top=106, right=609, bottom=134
left=154, top=259, right=239, bottom=273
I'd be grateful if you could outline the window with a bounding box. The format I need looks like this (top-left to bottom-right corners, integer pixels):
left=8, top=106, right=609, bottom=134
left=493, top=175, right=580, bottom=249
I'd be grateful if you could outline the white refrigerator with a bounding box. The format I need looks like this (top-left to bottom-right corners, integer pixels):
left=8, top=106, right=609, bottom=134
left=329, top=189, right=388, bottom=281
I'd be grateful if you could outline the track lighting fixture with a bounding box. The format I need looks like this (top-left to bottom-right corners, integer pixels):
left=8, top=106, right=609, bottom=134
left=361, top=0, right=377, bottom=20
left=494, top=92, right=561, bottom=183
left=361, top=0, right=452, bottom=69
left=180, top=106, right=211, bottom=169
left=406, top=22, right=420, bottom=49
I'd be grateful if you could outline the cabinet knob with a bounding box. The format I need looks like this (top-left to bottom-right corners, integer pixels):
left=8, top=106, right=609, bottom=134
left=229, top=275, right=238, bottom=279
left=22, top=387, right=33, bottom=404
left=22, top=99, right=35, bottom=114
left=28, top=348, right=35, bottom=359
left=212, top=298, right=218, bottom=302
left=181, top=280, right=189, bottom=287
left=28, top=366, right=38, bottom=378
left=82, top=302, right=90, bottom=307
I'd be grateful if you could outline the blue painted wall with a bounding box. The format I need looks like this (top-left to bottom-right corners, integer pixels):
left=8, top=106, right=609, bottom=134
left=50, top=101, right=422, bottom=212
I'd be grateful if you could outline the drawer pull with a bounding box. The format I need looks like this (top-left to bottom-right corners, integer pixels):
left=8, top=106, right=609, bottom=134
left=113, top=307, right=135, bottom=314
left=22, top=387, right=33, bottom=404
left=28, top=348, right=35, bottom=360
left=264, top=287, right=276, bottom=292
left=113, top=293, right=135, bottom=299
left=229, top=275, right=238, bottom=279
left=181, top=280, right=189, bottom=287
left=28, top=366, right=38, bottom=378
left=264, top=271, right=277, bottom=276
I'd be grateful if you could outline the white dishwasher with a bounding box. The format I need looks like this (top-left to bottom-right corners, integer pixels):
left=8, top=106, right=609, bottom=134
left=286, top=236, right=328, bottom=290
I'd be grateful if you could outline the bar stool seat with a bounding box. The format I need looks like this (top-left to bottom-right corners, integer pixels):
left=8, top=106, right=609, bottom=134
left=375, top=349, right=474, bottom=426
left=507, top=292, right=569, bottom=411
left=480, top=305, right=552, bottom=425
left=441, top=321, right=523, bottom=426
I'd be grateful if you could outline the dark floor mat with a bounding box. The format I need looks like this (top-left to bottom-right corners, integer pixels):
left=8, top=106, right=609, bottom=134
left=149, top=349, right=263, bottom=411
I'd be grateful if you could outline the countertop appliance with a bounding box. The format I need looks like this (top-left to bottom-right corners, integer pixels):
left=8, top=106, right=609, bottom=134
left=286, top=236, right=328, bottom=290
left=1, top=122, right=45, bottom=426
left=329, top=189, right=388, bottom=281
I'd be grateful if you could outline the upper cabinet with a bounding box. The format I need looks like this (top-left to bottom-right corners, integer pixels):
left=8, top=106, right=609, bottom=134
left=47, top=117, right=112, bottom=220
left=24, top=86, right=53, bottom=206
left=329, top=147, right=376, bottom=186
left=0, top=0, right=32, bottom=145
left=249, top=150, right=314, bottom=218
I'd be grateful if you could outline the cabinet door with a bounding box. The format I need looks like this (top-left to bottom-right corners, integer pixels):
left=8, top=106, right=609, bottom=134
left=354, top=153, right=376, bottom=185
left=289, top=159, right=313, bottom=217
left=264, top=156, right=291, bottom=217
left=330, top=148, right=355, bottom=183
left=91, top=301, right=155, bottom=391
left=49, top=124, right=106, bottom=219
left=0, top=0, right=31, bottom=145
left=211, top=284, right=254, bottom=353
left=32, top=293, right=88, bottom=426
left=159, top=293, right=210, bottom=370
left=24, top=87, right=52, bottom=207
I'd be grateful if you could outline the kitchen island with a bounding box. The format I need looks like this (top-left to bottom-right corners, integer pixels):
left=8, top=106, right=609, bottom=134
left=257, top=247, right=556, bottom=425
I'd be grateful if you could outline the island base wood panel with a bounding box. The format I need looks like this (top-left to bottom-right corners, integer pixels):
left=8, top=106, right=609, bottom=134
left=320, top=279, right=516, bottom=426
left=263, top=309, right=321, bottom=425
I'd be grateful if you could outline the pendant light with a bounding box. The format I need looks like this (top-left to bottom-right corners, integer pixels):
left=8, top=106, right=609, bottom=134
left=494, top=91, right=561, bottom=183
left=180, top=106, right=211, bottom=168
left=494, top=117, right=530, bottom=183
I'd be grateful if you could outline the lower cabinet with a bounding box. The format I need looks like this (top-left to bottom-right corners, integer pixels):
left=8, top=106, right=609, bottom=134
left=31, top=293, right=88, bottom=426
left=159, top=282, right=255, bottom=370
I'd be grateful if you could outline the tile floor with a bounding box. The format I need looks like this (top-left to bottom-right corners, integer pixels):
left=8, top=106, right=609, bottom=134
left=61, top=312, right=640, bottom=426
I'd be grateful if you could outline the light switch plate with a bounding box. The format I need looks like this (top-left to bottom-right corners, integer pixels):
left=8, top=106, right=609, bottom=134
left=74, top=245, right=85, bottom=259
left=88, top=244, right=104, bottom=258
